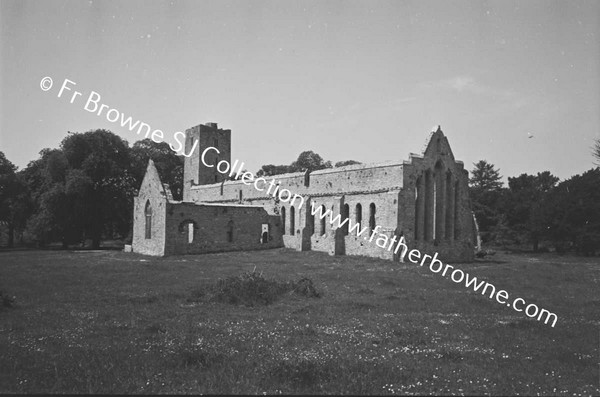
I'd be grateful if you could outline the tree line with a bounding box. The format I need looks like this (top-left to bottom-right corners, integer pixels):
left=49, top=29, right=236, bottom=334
left=469, top=158, right=600, bottom=256
left=0, top=129, right=362, bottom=249
left=0, top=130, right=183, bottom=248
left=1, top=128, right=598, bottom=254
left=255, top=152, right=361, bottom=177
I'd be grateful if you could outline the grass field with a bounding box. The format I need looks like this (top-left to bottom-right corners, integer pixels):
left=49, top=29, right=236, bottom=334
left=0, top=248, right=598, bottom=395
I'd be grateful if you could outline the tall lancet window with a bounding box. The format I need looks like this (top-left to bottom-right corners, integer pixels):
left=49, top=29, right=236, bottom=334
left=144, top=201, right=152, bottom=239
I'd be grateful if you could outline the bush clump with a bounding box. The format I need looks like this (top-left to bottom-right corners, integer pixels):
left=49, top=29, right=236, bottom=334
left=190, top=269, right=320, bottom=306
left=0, top=290, right=16, bottom=308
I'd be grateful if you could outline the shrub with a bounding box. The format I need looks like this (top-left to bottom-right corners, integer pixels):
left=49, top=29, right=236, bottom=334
left=190, top=269, right=320, bottom=306
left=475, top=249, right=496, bottom=258
left=576, top=232, right=600, bottom=256
left=0, top=290, right=16, bottom=308
left=291, top=277, right=320, bottom=298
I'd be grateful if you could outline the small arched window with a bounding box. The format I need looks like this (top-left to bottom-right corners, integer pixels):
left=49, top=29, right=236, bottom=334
left=342, top=204, right=350, bottom=235
left=290, top=206, right=296, bottom=236
left=369, top=203, right=376, bottom=231
left=307, top=205, right=315, bottom=236
left=281, top=206, right=286, bottom=235
left=144, top=201, right=152, bottom=239
left=355, top=203, right=362, bottom=229
left=320, top=205, right=326, bottom=235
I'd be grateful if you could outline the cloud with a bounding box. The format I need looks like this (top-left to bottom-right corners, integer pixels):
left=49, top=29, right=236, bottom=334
left=421, top=75, right=523, bottom=101
left=448, top=76, right=479, bottom=92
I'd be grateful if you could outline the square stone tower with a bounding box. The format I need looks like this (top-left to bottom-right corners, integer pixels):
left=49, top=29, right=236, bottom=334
left=183, top=122, right=231, bottom=201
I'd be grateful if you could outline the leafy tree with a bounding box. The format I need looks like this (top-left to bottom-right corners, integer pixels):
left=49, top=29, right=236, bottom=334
left=0, top=152, right=29, bottom=247
left=19, top=150, right=56, bottom=245
left=60, top=129, right=133, bottom=248
left=256, top=151, right=333, bottom=177
left=0, top=152, right=18, bottom=221
left=335, top=160, right=362, bottom=167
left=24, top=150, right=90, bottom=248
left=0, top=151, right=17, bottom=204
left=291, top=151, right=332, bottom=172
left=542, top=168, right=600, bottom=255
left=7, top=173, right=31, bottom=247
left=228, top=169, right=248, bottom=181
left=21, top=132, right=186, bottom=248
left=504, top=171, right=559, bottom=251
left=256, top=164, right=293, bottom=177
left=130, top=139, right=183, bottom=200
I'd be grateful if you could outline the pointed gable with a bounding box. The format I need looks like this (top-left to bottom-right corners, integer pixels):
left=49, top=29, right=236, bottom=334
left=422, top=125, right=456, bottom=164
left=139, top=159, right=173, bottom=202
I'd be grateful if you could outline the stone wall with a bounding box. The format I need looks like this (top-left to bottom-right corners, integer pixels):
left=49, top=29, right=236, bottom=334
left=132, top=160, right=168, bottom=256
left=164, top=203, right=282, bottom=255
left=184, top=161, right=404, bottom=206
left=399, top=129, right=474, bottom=262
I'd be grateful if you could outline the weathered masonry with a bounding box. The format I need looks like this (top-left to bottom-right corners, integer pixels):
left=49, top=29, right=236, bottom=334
left=132, top=122, right=474, bottom=261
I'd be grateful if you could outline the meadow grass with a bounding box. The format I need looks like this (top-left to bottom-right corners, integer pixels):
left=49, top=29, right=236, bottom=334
left=0, top=248, right=598, bottom=394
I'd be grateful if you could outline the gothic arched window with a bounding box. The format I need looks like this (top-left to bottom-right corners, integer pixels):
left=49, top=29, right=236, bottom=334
left=144, top=201, right=152, bottom=239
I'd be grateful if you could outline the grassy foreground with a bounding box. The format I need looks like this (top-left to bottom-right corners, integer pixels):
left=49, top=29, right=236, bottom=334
left=0, top=248, right=598, bottom=395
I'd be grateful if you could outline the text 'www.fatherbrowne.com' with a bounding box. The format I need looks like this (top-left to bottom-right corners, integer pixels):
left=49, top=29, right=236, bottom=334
left=195, top=145, right=558, bottom=328
left=309, top=204, right=558, bottom=328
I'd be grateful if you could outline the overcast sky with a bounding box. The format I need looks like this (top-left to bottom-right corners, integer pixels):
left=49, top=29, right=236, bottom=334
left=1, top=0, right=599, bottom=182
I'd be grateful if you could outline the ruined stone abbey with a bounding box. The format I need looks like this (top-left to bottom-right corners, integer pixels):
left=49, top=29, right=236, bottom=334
left=132, top=122, right=474, bottom=261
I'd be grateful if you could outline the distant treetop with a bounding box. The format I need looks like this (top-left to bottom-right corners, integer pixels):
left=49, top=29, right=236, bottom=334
left=469, top=160, right=503, bottom=191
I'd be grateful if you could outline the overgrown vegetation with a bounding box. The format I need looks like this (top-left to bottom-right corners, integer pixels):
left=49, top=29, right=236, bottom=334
left=188, top=268, right=320, bottom=306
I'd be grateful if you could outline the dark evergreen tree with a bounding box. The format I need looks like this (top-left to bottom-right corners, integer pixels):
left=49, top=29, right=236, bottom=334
left=469, top=160, right=503, bottom=191
left=468, top=160, right=504, bottom=244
